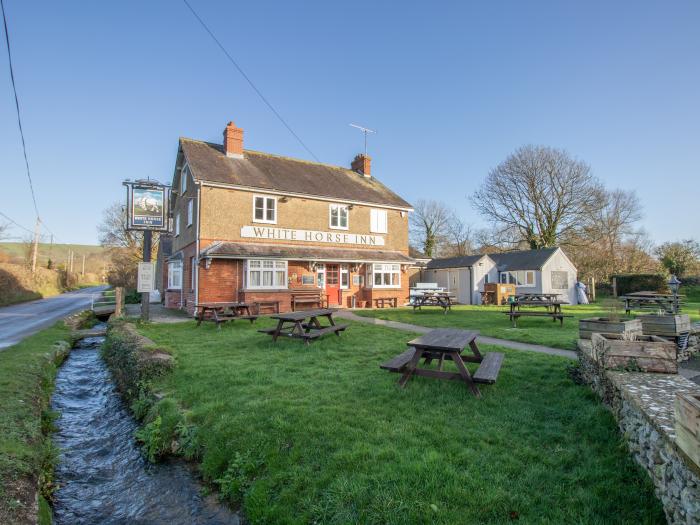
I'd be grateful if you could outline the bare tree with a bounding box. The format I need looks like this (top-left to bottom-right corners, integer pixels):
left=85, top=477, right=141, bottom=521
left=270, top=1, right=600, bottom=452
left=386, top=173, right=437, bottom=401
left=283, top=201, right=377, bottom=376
left=409, top=200, right=451, bottom=257
left=0, top=222, right=9, bottom=240
left=472, top=145, right=605, bottom=249
left=443, top=214, right=475, bottom=257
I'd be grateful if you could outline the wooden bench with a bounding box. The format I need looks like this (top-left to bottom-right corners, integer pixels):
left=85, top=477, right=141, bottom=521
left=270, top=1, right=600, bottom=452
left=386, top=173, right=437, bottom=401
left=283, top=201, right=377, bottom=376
left=291, top=290, right=328, bottom=311
left=380, top=349, right=504, bottom=384
left=255, top=300, right=280, bottom=314
left=503, top=311, right=573, bottom=327
left=374, top=297, right=397, bottom=308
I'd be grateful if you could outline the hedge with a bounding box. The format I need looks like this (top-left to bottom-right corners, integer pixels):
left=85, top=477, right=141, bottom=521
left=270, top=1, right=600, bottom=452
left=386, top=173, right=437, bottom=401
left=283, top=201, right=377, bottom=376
left=612, top=273, right=668, bottom=296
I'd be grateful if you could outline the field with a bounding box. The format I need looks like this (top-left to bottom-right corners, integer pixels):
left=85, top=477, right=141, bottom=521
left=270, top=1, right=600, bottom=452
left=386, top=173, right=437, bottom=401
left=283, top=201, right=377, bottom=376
left=354, top=288, right=700, bottom=350
left=138, top=319, right=664, bottom=524
left=0, top=242, right=108, bottom=274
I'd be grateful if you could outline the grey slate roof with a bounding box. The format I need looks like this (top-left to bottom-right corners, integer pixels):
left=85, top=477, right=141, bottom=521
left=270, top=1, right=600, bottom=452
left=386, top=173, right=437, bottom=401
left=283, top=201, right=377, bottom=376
left=426, top=254, right=486, bottom=269
left=200, top=241, right=414, bottom=263
left=489, top=247, right=560, bottom=271
left=180, top=138, right=412, bottom=209
left=427, top=247, right=562, bottom=271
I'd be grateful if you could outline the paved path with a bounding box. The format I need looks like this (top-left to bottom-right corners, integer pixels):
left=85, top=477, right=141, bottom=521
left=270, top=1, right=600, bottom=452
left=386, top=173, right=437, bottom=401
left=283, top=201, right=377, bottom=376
left=0, top=286, right=108, bottom=349
left=335, top=310, right=577, bottom=359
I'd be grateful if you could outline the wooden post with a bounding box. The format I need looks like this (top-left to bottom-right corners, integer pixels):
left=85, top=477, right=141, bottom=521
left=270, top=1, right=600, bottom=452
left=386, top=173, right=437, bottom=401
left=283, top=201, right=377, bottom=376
left=590, top=277, right=596, bottom=302
left=30, top=217, right=40, bottom=274
left=82, top=254, right=85, bottom=276
left=141, top=230, right=152, bottom=322
left=115, top=287, right=124, bottom=317
left=612, top=277, right=617, bottom=298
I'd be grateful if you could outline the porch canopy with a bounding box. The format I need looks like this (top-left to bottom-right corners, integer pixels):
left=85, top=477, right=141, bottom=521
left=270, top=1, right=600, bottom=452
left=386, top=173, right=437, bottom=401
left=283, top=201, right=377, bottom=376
left=200, top=241, right=414, bottom=264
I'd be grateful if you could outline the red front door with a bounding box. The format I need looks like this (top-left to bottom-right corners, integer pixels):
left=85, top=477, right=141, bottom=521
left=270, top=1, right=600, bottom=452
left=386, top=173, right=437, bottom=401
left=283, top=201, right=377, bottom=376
left=325, top=264, right=341, bottom=305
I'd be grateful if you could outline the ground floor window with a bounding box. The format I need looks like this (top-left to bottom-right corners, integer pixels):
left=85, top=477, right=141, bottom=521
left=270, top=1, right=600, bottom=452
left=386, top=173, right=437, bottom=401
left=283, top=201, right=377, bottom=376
left=500, top=270, right=535, bottom=287
left=368, top=263, right=400, bottom=288
left=247, top=259, right=287, bottom=289
left=551, top=271, right=569, bottom=290
left=190, top=257, right=196, bottom=292
left=340, top=265, right=349, bottom=289
left=316, top=264, right=325, bottom=288
left=168, top=260, right=182, bottom=290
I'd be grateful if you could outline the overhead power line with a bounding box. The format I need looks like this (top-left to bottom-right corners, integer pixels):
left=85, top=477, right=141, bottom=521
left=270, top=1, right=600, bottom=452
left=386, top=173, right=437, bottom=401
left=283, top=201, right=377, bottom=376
left=182, top=0, right=321, bottom=163
left=0, top=210, right=33, bottom=235
left=1, top=0, right=40, bottom=218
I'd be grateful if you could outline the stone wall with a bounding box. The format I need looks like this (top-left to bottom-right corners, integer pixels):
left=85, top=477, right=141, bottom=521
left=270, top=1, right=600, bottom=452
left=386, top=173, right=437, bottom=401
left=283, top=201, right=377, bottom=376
left=578, top=341, right=700, bottom=524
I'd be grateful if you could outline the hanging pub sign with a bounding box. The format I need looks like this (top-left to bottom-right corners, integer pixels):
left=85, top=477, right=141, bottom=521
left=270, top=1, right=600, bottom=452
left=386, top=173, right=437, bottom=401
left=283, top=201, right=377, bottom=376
left=123, top=180, right=170, bottom=231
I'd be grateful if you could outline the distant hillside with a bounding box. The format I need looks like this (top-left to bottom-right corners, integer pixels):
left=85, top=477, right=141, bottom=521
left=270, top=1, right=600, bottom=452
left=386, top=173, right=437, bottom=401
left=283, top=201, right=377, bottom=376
left=0, top=242, right=109, bottom=275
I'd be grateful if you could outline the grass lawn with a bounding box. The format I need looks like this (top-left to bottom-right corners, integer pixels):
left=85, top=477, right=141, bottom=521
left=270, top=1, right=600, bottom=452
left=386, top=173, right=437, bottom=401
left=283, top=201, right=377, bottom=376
left=0, top=323, right=71, bottom=525
left=354, top=290, right=700, bottom=350
left=139, top=319, right=664, bottom=524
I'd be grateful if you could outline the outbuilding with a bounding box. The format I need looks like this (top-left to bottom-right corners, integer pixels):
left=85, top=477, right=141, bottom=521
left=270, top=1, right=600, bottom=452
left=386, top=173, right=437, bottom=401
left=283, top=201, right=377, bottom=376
left=425, top=247, right=579, bottom=305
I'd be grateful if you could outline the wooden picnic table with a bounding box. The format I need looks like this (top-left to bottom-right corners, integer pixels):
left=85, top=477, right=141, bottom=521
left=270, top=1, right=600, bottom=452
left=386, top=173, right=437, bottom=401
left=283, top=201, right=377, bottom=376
left=195, top=302, right=258, bottom=328
left=412, top=291, right=455, bottom=314
left=620, top=292, right=684, bottom=315
left=504, top=297, right=571, bottom=327
left=380, top=328, right=504, bottom=397
left=258, top=308, right=348, bottom=344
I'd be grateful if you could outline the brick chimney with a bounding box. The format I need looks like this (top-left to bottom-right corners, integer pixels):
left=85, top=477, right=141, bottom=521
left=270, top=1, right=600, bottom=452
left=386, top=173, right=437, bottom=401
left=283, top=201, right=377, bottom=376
left=351, top=154, right=371, bottom=178
left=223, top=121, right=244, bottom=158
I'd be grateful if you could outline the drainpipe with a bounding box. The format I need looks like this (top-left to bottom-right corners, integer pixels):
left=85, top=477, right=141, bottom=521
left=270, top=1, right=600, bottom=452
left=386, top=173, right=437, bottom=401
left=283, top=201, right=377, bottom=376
left=194, top=182, right=201, bottom=309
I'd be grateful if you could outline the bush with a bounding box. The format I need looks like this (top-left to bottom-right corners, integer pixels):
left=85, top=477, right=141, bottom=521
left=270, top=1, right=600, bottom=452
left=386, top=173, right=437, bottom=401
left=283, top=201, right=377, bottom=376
left=611, top=273, right=668, bottom=296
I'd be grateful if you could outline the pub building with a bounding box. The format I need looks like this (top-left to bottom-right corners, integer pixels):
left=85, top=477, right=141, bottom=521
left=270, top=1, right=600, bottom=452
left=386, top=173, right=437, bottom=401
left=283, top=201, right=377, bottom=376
left=159, top=120, right=414, bottom=315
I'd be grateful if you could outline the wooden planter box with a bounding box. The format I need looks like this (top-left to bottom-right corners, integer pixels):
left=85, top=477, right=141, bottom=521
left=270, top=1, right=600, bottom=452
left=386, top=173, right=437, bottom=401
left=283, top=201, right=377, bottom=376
left=640, top=314, right=691, bottom=337
left=579, top=317, right=643, bottom=340
left=675, top=393, right=700, bottom=467
left=590, top=333, right=677, bottom=373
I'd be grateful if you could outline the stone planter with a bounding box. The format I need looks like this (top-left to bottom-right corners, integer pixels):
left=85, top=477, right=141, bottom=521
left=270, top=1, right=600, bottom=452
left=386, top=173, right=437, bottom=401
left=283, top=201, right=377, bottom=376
left=640, top=314, right=691, bottom=337
left=675, top=393, right=700, bottom=467
left=591, top=332, right=677, bottom=373
left=579, top=317, right=643, bottom=340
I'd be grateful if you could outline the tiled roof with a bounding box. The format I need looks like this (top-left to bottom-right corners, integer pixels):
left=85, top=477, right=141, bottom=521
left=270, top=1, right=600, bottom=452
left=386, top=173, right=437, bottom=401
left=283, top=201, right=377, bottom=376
left=426, top=254, right=486, bottom=269
left=180, top=138, right=412, bottom=209
left=200, top=241, right=414, bottom=263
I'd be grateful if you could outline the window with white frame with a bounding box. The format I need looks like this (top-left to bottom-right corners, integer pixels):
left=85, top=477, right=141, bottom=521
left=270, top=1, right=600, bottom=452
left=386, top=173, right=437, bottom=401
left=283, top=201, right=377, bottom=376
left=175, top=213, right=180, bottom=236
left=329, top=204, right=349, bottom=229
left=181, top=164, right=189, bottom=194
left=168, top=260, right=182, bottom=290
left=187, top=199, right=193, bottom=227
left=500, top=270, right=535, bottom=287
left=370, top=209, right=388, bottom=234
left=368, top=263, right=400, bottom=288
left=246, top=259, right=287, bottom=289
left=190, top=257, right=196, bottom=291
left=253, top=195, right=276, bottom=224
left=316, top=263, right=325, bottom=289
left=340, top=265, right=349, bottom=289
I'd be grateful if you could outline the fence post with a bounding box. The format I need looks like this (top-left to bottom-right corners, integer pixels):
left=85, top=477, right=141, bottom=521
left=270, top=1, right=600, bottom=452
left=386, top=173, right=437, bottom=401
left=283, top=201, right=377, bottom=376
left=612, top=277, right=617, bottom=298
left=590, top=277, right=596, bottom=302
left=115, top=287, right=124, bottom=317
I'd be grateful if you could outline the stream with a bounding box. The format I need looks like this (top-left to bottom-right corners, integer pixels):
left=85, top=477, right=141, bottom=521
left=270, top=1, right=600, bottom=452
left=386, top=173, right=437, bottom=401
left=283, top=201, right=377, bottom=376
left=50, top=331, right=239, bottom=525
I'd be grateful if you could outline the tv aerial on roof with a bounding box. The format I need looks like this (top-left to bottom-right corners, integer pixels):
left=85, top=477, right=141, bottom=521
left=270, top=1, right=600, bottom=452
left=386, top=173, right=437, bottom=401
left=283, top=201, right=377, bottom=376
left=349, top=123, right=376, bottom=156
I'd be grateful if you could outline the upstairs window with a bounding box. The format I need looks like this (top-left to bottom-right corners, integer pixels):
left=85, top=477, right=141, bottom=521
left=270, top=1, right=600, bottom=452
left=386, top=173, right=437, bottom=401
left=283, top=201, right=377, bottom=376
left=175, top=213, right=181, bottom=236
left=168, top=260, right=182, bottom=290
left=187, top=200, right=193, bottom=227
left=329, top=204, right=349, bottom=229
left=370, top=209, right=388, bottom=234
left=253, top=195, right=276, bottom=224
left=246, top=259, right=287, bottom=289
left=181, top=164, right=189, bottom=194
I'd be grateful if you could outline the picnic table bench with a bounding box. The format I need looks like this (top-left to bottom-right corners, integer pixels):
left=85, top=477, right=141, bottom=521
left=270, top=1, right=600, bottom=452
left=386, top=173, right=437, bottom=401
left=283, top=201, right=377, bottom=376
left=258, top=308, right=348, bottom=344
left=380, top=329, right=504, bottom=397
left=195, top=302, right=258, bottom=328
left=412, top=291, right=455, bottom=314
left=503, top=297, right=571, bottom=327
left=620, top=291, right=684, bottom=315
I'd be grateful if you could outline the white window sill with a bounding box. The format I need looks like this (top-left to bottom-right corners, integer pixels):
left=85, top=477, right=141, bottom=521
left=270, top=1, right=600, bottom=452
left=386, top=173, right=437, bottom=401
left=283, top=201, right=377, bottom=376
left=253, top=219, right=277, bottom=225
left=329, top=225, right=349, bottom=231
left=242, top=287, right=289, bottom=292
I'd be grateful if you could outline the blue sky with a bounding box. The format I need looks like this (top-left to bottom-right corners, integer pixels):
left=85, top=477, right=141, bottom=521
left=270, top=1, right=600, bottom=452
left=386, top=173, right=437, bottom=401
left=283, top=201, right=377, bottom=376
left=1, top=1, right=698, bottom=246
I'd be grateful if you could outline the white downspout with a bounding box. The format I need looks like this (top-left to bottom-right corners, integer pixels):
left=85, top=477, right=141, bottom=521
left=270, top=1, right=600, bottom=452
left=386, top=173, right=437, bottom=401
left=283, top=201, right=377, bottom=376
left=195, top=182, right=201, bottom=309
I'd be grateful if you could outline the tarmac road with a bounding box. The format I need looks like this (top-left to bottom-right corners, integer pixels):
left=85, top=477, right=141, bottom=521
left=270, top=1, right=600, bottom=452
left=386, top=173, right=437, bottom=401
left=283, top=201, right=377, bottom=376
left=0, top=285, right=108, bottom=350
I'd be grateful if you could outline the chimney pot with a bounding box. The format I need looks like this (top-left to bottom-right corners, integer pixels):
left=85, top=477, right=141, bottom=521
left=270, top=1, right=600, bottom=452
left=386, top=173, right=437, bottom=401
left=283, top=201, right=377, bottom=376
left=223, top=121, right=244, bottom=158
left=351, top=154, right=371, bottom=178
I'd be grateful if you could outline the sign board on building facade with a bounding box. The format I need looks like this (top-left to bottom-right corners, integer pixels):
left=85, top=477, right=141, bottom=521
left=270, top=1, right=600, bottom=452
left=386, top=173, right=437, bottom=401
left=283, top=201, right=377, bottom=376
left=124, top=180, right=170, bottom=231
left=137, top=262, right=155, bottom=293
left=241, top=226, right=385, bottom=246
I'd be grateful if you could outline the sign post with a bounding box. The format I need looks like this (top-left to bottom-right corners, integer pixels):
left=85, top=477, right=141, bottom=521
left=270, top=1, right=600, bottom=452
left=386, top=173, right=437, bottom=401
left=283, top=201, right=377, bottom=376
left=123, top=180, right=170, bottom=322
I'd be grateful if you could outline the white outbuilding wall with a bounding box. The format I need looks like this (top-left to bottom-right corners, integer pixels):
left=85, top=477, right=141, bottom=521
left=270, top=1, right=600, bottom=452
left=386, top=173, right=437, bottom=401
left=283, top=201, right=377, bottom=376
left=540, top=249, right=578, bottom=304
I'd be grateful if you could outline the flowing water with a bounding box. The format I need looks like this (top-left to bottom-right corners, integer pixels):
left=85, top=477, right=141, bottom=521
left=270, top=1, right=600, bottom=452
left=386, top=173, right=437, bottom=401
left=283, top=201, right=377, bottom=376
left=51, top=331, right=239, bottom=525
